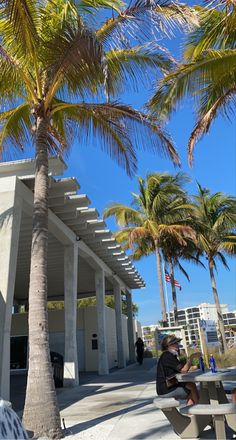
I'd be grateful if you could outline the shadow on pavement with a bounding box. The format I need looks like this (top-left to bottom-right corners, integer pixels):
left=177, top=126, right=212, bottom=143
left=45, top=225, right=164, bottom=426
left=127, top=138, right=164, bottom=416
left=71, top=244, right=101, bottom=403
left=63, top=400, right=151, bottom=437
left=11, top=358, right=157, bottom=413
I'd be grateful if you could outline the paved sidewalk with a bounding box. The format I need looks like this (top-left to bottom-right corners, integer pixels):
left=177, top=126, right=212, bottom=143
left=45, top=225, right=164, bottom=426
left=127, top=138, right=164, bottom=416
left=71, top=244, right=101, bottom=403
left=56, top=359, right=233, bottom=440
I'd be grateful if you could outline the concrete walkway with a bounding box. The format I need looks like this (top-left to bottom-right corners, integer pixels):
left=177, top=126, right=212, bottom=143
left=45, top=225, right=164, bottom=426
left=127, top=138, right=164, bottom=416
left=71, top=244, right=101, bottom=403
left=56, top=359, right=234, bottom=440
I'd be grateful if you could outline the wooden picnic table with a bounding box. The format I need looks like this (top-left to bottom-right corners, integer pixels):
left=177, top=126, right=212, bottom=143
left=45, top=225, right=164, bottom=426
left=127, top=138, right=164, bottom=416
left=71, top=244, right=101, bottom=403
left=176, top=368, right=236, bottom=438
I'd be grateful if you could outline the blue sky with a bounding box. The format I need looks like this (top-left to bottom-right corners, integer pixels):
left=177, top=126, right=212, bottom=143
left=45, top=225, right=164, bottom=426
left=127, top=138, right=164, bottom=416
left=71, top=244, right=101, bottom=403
left=65, top=99, right=236, bottom=325
left=10, top=1, right=236, bottom=325
left=61, top=6, right=236, bottom=325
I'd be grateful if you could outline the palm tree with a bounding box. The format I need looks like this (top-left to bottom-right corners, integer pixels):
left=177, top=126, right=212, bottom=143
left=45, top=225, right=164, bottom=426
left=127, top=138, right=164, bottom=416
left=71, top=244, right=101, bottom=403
left=190, top=184, right=236, bottom=352
left=162, top=235, right=204, bottom=326
left=103, top=172, right=191, bottom=324
left=0, top=0, right=195, bottom=436
left=148, top=1, right=236, bottom=165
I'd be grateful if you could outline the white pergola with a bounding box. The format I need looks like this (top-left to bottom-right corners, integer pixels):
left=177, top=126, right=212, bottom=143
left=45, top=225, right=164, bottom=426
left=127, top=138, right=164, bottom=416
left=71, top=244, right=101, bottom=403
left=0, top=157, right=145, bottom=400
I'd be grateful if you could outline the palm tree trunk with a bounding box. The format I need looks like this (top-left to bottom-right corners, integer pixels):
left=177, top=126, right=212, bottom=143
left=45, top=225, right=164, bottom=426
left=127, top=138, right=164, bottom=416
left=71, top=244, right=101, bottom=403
left=169, top=260, right=178, bottom=326
left=208, top=256, right=227, bottom=353
left=23, top=116, right=62, bottom=438
left=154, top=241, right=167, bottom=325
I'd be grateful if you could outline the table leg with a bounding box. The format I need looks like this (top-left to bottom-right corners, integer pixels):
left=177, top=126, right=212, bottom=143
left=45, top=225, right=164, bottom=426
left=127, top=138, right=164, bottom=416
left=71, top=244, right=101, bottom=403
left=207, top=381, right=236, bottom=436
left=216, top=382, right=229, bottom=404
left=191, top=383, right=212, bottom=434
left=216, top=382, right=236, bottom=432
left=214, top=416, right=227, bottom=440
left=199, top=383, right=210, bottom=404
left=207, top=382, right=227, bottom=440
left=208, top=382, right=220, bottom=403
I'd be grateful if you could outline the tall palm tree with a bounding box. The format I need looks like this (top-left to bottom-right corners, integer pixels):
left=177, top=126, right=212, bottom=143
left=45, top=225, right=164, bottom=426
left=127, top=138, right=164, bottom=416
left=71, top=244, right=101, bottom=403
left=0, top=0, right=195, bottom=436
left=103, top=172, right=191, bottom=324
left=148, top=1, right=236, bottom=165
left=190, top=184, right=236, bottom=352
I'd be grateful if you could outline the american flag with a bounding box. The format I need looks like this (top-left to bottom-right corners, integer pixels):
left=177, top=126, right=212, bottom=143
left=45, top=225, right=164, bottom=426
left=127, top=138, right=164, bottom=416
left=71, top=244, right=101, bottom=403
left=165, top=270, right=182, bottom=290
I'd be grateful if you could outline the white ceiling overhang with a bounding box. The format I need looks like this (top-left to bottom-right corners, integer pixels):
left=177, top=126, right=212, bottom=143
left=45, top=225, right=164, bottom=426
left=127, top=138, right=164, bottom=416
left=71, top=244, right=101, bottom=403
left=0, top=157, right=145, bottom=291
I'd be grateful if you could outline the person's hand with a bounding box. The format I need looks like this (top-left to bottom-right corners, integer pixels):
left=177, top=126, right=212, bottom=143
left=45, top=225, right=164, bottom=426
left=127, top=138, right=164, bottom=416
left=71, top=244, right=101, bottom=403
left=189, top=365, right=198, bottom=371
left=190, top=352, right=202, bottom=360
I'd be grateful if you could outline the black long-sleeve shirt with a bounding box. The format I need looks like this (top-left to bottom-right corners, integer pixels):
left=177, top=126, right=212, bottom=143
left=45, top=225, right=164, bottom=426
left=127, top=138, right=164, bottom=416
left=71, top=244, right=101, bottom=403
left=156, top=351, right=183, bottom=395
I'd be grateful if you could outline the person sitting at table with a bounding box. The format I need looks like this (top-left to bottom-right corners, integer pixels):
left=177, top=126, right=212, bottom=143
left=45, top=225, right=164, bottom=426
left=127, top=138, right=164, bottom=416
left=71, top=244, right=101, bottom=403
left=156, top=334, right=201, bottom=405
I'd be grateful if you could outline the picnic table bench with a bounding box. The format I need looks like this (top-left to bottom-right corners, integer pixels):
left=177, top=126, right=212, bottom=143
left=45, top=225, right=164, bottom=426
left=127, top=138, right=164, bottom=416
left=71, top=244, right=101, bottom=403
left=153, top=397, right=211, bottom=439
left=154, top=368, right=236, bottom=439
left=183, top=403, right=236, bottom=440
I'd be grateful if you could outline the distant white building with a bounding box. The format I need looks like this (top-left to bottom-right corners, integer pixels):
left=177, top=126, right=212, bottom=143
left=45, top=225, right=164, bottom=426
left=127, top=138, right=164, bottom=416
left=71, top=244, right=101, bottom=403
left=141, top=324, right=157, bottom=350
left=166, top=303, right=236, bottom=346
left=141, top=304, right=236, bottom=350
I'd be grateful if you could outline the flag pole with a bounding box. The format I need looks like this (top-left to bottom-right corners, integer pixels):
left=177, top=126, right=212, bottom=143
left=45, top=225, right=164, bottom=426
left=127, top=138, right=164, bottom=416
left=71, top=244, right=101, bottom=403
left=162, top=262, right=171, bottom=327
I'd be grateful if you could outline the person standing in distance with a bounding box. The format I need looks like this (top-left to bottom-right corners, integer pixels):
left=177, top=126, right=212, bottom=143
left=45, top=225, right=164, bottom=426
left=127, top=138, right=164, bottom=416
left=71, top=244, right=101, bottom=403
left=135, top=337, right=144, bottom=365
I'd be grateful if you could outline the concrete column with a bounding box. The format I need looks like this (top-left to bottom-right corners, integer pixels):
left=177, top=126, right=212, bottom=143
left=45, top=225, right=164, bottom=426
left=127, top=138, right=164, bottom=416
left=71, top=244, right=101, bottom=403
left=95, top=269, right=109, bottom=375
left=64, top=244, right=79, bottom=386
left=0, top=185, right=22, bottom=400
left=126, top=291, right=136, bottom=363
left=113, top=282, right=126, bottom=368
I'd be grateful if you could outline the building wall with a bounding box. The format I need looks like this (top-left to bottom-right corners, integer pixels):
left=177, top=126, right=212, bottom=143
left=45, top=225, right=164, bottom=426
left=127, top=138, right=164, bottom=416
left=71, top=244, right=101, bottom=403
left=223, top=310, right=236, bottom=326
left=11, top=306, right=129, bottom=372
left=106, top=306, right=118, bottom=368
left=11, top=309, right=86, bottom=370
left=133, top=320, right=142, bottom=339
left=122, top=314, right=129, bottom=363
left=84, top=306, right=129, bottom=371
left=83, top=306, right=99, bottom=371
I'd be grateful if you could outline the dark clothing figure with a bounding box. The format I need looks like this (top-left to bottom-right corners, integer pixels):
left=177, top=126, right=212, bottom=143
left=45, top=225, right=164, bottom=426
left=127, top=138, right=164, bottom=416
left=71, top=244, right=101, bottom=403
left=156, top=334, right=200, bottom=404
left=156, top=350, right=185, bottom=395
left=135, top=338, right=144, bottom=365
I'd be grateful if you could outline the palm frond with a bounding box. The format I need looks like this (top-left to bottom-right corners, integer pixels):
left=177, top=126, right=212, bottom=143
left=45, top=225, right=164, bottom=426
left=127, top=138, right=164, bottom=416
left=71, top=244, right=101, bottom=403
left=80, top=0, right=123, bottom=13
left=216, top=250, right=230, bottom=268
left=105, top=45, right=175, bottom=97
left=188, top=85, right=236, bottom=165
left=103, top=203, right=144, bottom=225
left=130, top=245, right=152, bottom=260
left=219, top=234, right=236, bottom=255
left=129, top=226, right=150, bottom=246
left=0, top=43, right=35, bottom=102
left=43, top=23, right=104, bottom=106
left=190, top=186, right=236, bottom=270
left=51, top=101, right=180, bottom=172
left=158, top=223, right=196, bottom=245
left=0, top=0, right=40, bottom=62
left=96, top=0, right=198, bottom=46
left=185, top=5, right=236, bottom=61
left=113, top=227, right=134, bottom=241
left=0, top=103, right=31, bottom=158
left=149, top=49, right=236, bottom=120
left=177, top=261, right=190, bottom=281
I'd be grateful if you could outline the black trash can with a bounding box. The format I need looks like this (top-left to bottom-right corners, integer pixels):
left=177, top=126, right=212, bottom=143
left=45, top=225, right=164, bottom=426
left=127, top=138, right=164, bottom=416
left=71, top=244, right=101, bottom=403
left=50, top=351, right=64, bottom=388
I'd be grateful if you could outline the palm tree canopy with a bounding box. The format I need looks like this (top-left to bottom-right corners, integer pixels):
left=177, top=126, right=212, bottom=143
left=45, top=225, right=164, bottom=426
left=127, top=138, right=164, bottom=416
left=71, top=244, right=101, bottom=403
left=103, top=172, right=194, bottom=256
left=0, top=0, right=198, bottom=173
left=190, top=184, right=236, bottom=266
left=148, top=1, right=236, bottom=165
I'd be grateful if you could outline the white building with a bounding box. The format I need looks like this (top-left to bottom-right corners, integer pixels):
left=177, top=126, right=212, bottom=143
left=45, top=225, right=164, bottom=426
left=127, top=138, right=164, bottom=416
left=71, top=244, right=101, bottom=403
left=0, top=157, right=146, bottom=401
left=141, top=324, right=157, bottom=350
left=166, top=303, right=236, bottom=346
